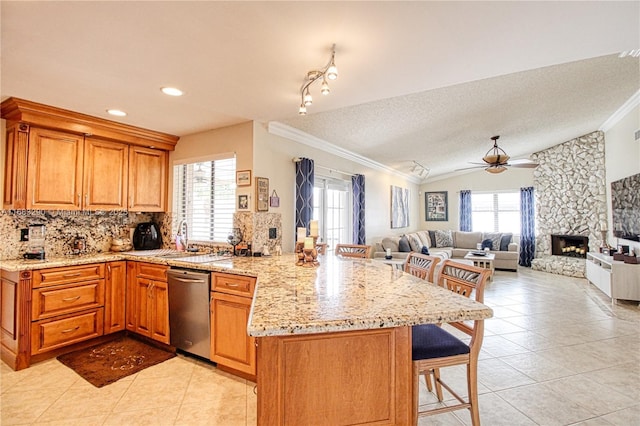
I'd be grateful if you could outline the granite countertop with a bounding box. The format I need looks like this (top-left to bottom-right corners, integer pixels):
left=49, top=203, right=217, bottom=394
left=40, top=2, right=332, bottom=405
left=0, top=252, right=493, bottom=338
left=245, top=254, right=493, bottom=337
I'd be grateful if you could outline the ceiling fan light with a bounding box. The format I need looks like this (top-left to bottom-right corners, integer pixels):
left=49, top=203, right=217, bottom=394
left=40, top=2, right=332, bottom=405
left=486, top=165, right=507, bottom=174
left=299, top=104, right=307, bottom=115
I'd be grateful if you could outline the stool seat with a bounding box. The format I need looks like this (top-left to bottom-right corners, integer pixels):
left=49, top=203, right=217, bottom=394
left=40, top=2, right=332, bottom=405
left=412, top=324, right=469, bottom=360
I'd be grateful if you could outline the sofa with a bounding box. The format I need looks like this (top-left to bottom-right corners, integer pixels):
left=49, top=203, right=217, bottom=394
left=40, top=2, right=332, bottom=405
left=373, top=230, right=519, bottom=271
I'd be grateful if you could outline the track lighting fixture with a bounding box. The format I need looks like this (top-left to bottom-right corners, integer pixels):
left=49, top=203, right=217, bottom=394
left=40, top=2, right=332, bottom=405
left=298, top=44, right=338, bottom=114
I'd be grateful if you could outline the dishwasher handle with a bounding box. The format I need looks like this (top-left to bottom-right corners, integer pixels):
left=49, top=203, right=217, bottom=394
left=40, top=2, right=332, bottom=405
left=171, top=277, right=206, bottom=283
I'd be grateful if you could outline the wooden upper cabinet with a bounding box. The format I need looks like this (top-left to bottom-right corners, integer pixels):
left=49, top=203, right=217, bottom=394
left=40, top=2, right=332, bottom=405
left=27, top=128, right=84, bottom=210
left=83, top=138, right=128, bottom=210
left=128, top=146, right=167, bottom=212
left=1, top=97, right=178, bottom=212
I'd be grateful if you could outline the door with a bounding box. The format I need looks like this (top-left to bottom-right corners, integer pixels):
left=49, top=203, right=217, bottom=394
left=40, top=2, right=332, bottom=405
left=83, top=138, right=128, bottom=210
left=104, top=261, right=126, bottom=334
left=128, top=146, right=167, bottom=212
left=27, top=127, right=84, bottom=210
left=211, top=291, right=255, bottom=376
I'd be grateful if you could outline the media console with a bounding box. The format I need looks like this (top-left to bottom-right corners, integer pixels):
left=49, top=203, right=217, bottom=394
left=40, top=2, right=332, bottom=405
left=585, top=252, right=640, bottom=304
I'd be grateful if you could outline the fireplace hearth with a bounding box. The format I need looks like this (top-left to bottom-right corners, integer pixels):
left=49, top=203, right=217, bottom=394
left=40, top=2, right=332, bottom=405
left=551, top=234, right=589, bottom=258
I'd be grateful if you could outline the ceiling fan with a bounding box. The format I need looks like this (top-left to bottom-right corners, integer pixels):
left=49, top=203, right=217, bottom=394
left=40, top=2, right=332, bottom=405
left=459, top=135, right=538, bottom=174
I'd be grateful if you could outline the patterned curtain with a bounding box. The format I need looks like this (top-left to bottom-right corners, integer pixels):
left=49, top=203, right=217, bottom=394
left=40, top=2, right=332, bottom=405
left=459, top=190, right=472, bottom=232
left=352, top=174, right=366, bottom=244
left=519, top=186, right=535, bottom=267
left=295, top=158, right=314, bottom=242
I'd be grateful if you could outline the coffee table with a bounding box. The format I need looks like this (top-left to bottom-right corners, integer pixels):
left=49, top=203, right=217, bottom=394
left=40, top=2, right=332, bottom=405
left=464, top=252, right=495, bottom=279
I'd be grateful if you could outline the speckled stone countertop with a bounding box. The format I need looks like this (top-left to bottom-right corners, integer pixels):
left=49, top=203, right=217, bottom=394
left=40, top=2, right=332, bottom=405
left=0, top=252, right=493, bottom=338
left=245, top=255, right=493, bottom=337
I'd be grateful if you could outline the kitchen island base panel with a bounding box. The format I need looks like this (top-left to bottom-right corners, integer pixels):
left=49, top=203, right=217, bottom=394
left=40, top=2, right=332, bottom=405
left=257, top=327, right=412, bottom=425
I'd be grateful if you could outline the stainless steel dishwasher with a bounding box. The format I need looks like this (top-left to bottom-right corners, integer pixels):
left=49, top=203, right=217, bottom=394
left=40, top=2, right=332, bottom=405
left=167, top=269, right=211, bottom=359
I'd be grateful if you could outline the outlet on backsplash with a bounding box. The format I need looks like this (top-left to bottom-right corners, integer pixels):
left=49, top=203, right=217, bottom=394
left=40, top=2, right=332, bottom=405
left=20, top=228, right=29, bottom=241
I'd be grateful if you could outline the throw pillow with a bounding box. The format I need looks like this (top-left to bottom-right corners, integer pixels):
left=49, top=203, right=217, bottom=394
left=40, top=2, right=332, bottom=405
left=481, top=239, right=493, bottom=250
left=482, top=232, right=502, bottom=251
left=428, top=230, right=437, bottom=247
left=398, top=236, right=411, bottom=252
left=407, top=233, right=423, bottom=252
left=500, top=233, right=513, bottom=251
left=381, top=237, right=400, bottom=252
left=421, top=246, right=430, bottom=255
left=434, top=230, right=453, bottom=248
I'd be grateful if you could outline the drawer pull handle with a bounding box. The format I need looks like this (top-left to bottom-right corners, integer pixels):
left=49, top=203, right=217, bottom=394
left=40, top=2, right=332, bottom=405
left=226, top=283, right=239, bottom=287
left=63, top=273, right=82, bottom=278
left=61, top=326, right=80, bottom=334
left=62, top=296, right=81, bottom=302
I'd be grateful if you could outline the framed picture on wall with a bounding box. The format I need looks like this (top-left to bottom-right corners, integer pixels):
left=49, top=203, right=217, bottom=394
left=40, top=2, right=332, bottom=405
left=390, top=185, right=410, bottom=228
left=236, top=170, right=251, bottom=187
left=425, top=191, right=448, bottom=221
left=255, top=177, right=269, bottom=212
left=238, top=194, right=249, bottom=210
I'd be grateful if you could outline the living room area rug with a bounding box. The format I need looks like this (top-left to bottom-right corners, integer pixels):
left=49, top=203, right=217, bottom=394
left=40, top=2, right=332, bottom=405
left=57, top=336, right=175, bottom=387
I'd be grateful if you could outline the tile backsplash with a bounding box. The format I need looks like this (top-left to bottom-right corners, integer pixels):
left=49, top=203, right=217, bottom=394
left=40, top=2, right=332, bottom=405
left=1, top=209, right=283, bottom=260
left=0, top=210, right=160, bottom=260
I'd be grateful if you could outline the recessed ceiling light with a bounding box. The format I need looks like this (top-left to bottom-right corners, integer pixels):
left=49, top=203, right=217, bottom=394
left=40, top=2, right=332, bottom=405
left=106, top=109, right=127, bottom=117
left=161, top=87, right=184, bottom=96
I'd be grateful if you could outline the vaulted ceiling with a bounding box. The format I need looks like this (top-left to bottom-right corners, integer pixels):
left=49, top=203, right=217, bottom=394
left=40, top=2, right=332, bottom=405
left=2, top=1, right=638, bottom=179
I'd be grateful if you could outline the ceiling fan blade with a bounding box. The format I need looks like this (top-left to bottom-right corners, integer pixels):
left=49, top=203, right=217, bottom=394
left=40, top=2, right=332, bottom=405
left=508, top=159, right=538, bottom=165
left=507, top=162, right=539, bottom=168
left=455, top=165, right=486, bottom=171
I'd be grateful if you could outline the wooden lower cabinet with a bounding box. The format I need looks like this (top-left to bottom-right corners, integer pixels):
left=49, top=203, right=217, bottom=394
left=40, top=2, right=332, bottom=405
left=210, top=272, right=256, bottom=380
left=210, top=291, right=255, bottom=378
left=126, top=262, right=169, bottom=344
left=31, top=308, right=104, bottom=355
left=104, top=261, right=126, bottom=334
left=256, top=327, right=412, bottom=425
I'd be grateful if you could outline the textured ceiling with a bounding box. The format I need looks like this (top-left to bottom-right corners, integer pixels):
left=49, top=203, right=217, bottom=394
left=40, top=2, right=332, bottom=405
left=1, top=1, right=639, bottom=179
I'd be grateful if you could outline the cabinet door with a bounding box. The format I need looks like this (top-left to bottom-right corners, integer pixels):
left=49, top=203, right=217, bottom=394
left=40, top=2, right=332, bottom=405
left=27, top=127, right=83, bottom=210
left=125, top=262, right=137, bottom=332
left=151, top=280, right=170, bottom=344
left=128, top=146, right=167, bottom=212
left=211, top=292, right=256, bottom=377
left=105, top=261, right=126, bottom=334
left=134, top=277, right=153, bottom=338
left=83, top=138, right=128, bottom=210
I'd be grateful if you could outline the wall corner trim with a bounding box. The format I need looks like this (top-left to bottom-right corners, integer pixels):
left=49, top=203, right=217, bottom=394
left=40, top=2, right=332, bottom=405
left=599, top=89, right=640, bottom=133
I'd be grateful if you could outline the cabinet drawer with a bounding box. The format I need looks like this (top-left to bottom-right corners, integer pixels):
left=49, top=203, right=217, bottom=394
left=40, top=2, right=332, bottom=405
left=136, top=263, right=168, bottom=281
left=32, top=280, right=105, bottom=321
left=33, top=264, right=105, bottom=288
left=212, top=272, right=256, bottom=297
left=31, top=308, right=104, bottom=355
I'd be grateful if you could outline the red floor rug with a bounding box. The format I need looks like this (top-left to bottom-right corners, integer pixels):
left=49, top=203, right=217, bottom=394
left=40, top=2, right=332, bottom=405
left=57, top=336, right=175, bottom=387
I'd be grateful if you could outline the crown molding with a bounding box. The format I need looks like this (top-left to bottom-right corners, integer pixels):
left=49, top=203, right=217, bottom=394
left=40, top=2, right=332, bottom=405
left=267, top=121, right=422, bottom=184
left=599, top=89, right=640, bottom=133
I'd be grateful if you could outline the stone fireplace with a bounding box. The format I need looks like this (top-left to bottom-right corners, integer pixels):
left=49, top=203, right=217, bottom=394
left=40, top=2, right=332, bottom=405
left=530, top=131, right=607, bottom=277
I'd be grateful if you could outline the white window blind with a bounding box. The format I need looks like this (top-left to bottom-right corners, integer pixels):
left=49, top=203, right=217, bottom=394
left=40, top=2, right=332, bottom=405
left=471, top=191, right=520, bottom=234
left=172, top=156, right=236, bottom=243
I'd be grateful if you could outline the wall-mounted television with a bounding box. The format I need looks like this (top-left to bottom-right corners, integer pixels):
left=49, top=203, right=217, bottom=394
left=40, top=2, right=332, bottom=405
left=611, top=172, right=640, bottom=242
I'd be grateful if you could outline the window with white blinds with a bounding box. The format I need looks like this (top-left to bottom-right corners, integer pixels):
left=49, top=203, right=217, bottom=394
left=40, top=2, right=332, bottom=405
left=172, top=156, right=236, bottom=243
left=471, top=191, right=520, bottom=234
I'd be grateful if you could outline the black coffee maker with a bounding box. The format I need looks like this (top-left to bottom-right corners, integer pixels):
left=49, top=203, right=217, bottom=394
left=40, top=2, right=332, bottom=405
left=133, top=222, right=162, bottom=250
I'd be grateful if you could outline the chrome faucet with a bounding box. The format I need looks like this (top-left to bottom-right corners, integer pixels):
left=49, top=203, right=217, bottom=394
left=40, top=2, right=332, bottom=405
left=177, top=219, right=188, bottom=250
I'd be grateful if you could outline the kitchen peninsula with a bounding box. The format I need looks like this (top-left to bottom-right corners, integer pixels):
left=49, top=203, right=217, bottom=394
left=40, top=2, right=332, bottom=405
left=1, top=253, right=492, bottom=425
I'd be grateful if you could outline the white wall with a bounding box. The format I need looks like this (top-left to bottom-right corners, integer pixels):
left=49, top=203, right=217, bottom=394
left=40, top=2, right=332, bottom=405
left=252, top=122, right=420, bottom=252
left=420, top=168, right=534, bottom=230
left=604, top=104, right=640, bottom=253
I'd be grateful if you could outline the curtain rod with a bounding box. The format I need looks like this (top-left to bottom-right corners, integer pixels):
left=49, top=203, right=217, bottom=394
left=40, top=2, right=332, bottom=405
left=292, top=158, right=356, bottom=177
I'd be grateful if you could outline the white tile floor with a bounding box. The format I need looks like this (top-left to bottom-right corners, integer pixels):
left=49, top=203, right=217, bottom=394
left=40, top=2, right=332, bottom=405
left=1, top=268, right=639, bottom=425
